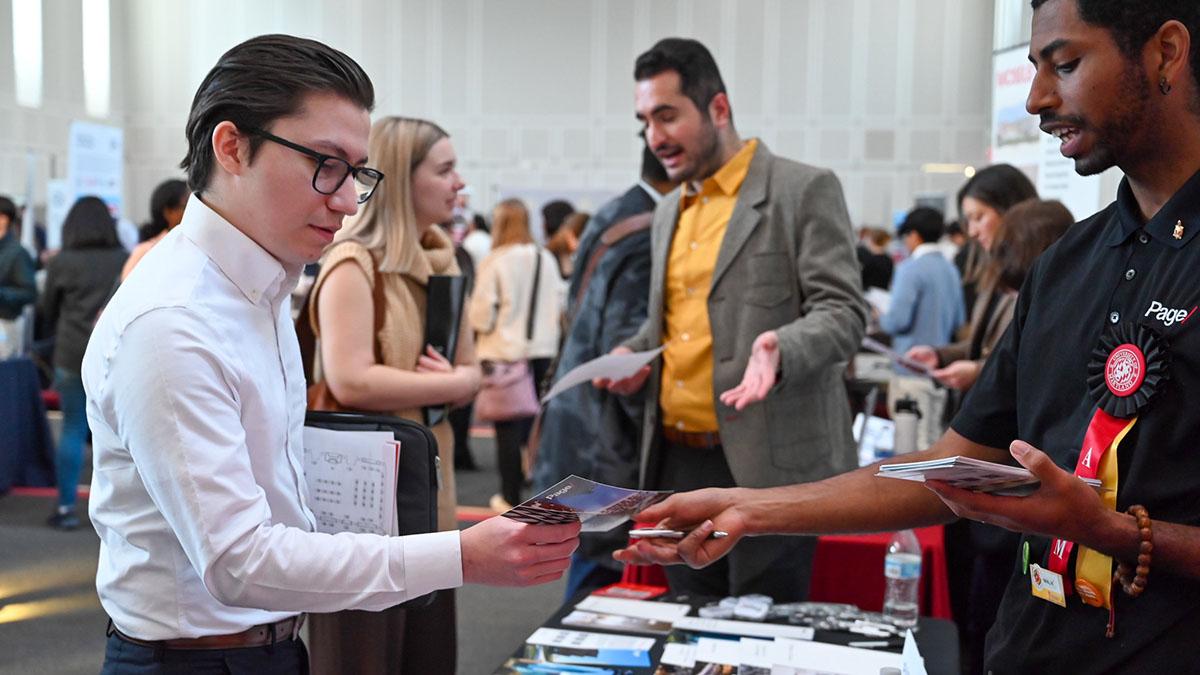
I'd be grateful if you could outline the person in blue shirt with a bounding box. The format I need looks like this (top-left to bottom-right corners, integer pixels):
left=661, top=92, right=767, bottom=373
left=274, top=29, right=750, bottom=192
left=879, top=207, right=965, bottom=370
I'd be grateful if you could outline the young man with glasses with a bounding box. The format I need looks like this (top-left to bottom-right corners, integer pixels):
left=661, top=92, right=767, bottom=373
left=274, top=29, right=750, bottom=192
left=85, top=34, right=579, bottom=674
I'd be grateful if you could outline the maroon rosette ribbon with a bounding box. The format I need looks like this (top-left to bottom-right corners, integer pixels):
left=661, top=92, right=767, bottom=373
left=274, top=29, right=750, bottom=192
left=1086, top=322, right=1169, bottom=419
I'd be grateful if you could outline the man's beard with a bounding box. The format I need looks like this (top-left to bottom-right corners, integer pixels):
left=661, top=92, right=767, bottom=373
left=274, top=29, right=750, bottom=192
left=1074, top=65, right=1152, bottom=176
left=673, top=119, right=724, bottom=183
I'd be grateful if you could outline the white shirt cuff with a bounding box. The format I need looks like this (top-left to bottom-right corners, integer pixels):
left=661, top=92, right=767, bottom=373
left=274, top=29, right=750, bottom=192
left=396, top=530, right=463, bottom=598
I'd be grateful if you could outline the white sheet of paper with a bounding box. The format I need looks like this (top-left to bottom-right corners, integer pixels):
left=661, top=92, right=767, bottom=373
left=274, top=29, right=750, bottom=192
left=770, top=637, right=903, bottom=674
left=737, top=638, right=778, bottom=669
left=901, top=629, right=928, bottom=675
left=524, top=627, right=655, bottom=652
left=302, top=427, right=398, bottom=536
left=659, top=643, right=696, bottom=668
left=695, top=638, right=746, bottom=668
left=386, top=441, right=401, bottom=536
left=575, top=595, right=691, bottom=622
left=865, top=287, right=892, bottom=314
left=541, top=346, right=666, bottom=403
left=672, top=617, right=815, bottom=641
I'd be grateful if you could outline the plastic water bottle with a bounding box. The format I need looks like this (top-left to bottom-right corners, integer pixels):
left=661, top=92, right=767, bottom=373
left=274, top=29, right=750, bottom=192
left=883, top=529, right=921, bottom=628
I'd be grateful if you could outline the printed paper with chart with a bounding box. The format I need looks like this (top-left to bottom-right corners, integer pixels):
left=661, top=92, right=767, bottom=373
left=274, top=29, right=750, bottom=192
left=302, top=426, right=400, bottom=536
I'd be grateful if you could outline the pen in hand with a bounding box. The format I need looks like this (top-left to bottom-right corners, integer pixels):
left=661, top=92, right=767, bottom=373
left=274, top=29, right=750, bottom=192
left=628, top=528, right=728, bottom=540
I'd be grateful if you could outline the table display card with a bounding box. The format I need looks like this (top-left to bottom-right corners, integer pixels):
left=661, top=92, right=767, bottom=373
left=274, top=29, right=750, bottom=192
left=523, top=628, right=655, bottom=668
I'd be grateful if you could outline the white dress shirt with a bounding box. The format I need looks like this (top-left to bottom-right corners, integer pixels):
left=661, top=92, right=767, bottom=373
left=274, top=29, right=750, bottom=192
left=83, top=195, right=462, bottom=640
left=637, top=179, right=665, bottom=205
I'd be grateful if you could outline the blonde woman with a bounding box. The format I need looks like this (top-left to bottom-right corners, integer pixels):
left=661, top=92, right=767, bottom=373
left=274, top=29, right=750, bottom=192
left=468, top=199, right=565, bottom=511
left=307, top=117, right=479, bottom=674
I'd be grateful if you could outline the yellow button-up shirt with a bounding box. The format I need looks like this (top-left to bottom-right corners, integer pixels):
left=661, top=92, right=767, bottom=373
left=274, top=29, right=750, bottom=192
left=660, top=138, right=758, bottom=433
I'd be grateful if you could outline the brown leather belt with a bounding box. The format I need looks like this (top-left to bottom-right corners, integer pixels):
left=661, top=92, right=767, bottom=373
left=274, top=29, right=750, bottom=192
left=662, top=426, right=722, bottom=449
left=110, top=615, right=304, bottom=651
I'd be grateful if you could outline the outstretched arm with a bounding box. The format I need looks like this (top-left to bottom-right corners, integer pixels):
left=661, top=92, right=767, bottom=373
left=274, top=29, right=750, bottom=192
left=616, top=428, right=1003, bottom=568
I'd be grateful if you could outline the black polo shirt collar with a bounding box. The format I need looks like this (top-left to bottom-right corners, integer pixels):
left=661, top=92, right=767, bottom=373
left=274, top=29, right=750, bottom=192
left=1109, top=168, right=1200, bottom=249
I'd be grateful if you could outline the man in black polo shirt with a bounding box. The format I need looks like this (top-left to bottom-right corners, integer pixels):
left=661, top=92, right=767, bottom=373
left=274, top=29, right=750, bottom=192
left=615, top=2, right=1200, bottom=671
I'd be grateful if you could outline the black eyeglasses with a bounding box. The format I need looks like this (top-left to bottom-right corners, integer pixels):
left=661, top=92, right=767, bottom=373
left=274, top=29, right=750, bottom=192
left=245, top=127, right=384, bottom=204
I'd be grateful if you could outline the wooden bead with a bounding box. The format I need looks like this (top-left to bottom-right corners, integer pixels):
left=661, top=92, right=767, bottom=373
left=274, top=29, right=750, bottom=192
left=1116, top=505, right=1153, bottom=599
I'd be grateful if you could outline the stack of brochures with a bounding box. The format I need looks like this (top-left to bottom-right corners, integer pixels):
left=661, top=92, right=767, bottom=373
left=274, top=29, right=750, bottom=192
left=876, top=455, right=1102, bottom=496
left=495, top=596, right=915, bottom=674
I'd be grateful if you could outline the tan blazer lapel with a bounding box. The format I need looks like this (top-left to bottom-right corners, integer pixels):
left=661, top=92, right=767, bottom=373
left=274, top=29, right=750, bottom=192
left=639, top=190, right=681, bottom=488
left=650, top=190, right=682, bottom=308
left=710, top=143, right=770, bottom=292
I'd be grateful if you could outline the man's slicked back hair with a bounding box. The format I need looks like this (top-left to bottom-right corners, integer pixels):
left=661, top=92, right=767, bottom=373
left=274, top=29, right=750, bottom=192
left=1031, top=0, right=1200, bottom=96
left=634, top=38, right=728, bottom=117
left=181, top=34, right=375, bottom=195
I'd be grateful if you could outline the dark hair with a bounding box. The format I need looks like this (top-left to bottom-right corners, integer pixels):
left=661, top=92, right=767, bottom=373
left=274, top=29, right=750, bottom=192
left=898, top=207, right=945, bottom=243
left=541, top=199, right=575, bottom=238
left=945, top=220, right=964, bottom=237
left=986, top=198, right=1074, bottom=290
left=634, top=38, right=728, bottom=117
left=1031, top=0, right=1200, bottom=96
left=472, top=213, right=489, bottom=234
left=641, top=142, right=669, bottom=184
left=956, top=164, right=1038, bottom=216
left=0, top=196, right=18, bottom=230
left=61, top=196, right=120, bottom=250
left=181, top=34, right=375, bottom=195
left=140, top=179, right=189, bottom=242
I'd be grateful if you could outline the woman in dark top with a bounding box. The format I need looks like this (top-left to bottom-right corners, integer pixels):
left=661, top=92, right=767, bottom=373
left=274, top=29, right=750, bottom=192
left=40, top=196, right=127, bottom=530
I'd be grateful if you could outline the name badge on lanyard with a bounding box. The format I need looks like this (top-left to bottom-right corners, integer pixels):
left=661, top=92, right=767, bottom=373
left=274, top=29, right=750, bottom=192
left=1030, top=564, right=1067, bottom=607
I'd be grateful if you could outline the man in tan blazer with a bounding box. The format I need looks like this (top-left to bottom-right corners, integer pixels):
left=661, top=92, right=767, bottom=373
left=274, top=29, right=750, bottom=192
left=598, top=38, right=866, bottom=600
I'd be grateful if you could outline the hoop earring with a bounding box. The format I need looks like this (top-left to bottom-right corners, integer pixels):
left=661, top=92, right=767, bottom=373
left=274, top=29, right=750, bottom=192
left=1160, top=77, right=1173, bottom=95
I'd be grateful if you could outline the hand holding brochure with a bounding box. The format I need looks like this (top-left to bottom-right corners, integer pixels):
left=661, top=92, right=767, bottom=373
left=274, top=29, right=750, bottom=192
left=500, top=474, right=671, bottom=532
left=876, top=455, right=1102, bottom=496
left=861, top=336, right=935, bottom=376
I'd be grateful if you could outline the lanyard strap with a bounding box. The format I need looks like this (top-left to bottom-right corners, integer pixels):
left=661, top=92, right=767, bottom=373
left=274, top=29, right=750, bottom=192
left=1047, top=408, right=1136, bottom=607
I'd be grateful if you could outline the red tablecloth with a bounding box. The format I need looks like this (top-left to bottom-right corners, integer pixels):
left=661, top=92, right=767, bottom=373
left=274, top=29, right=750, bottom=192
left=622, top=525, right=951, bottom=620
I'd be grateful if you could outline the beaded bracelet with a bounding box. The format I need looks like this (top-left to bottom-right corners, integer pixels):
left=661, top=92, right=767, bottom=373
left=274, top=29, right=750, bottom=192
left=1113, top=504, right=1152, bottom=598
